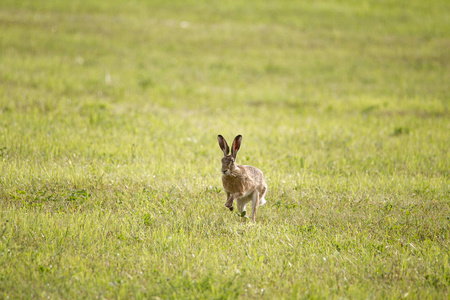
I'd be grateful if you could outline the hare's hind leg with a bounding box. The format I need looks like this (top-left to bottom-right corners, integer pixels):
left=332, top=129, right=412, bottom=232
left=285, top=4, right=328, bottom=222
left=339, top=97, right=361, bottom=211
left=237, top=196, right=251, bottom=222
left=236, top=197, right=251, bottom=214
left=251, top=190, right=260, bottom=221
left=259, top=185, right=267, bottom=206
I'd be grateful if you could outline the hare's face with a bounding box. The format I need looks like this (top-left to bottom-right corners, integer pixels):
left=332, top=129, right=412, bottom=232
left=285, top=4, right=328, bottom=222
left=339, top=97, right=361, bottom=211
left=221, top=155, right=235, bottom=175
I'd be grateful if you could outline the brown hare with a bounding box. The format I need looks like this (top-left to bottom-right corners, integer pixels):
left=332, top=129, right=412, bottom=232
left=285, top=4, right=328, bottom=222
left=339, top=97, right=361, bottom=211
left=217, top=135, right=267, bottom=221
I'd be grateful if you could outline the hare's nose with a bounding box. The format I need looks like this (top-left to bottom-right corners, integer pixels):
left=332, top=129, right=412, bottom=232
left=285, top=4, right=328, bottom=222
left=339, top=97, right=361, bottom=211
left=222, top=170, right=227, bottom=174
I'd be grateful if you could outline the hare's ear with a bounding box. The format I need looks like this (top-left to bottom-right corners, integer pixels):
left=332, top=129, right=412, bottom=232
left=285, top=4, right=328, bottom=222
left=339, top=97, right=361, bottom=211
left=217, top=135, right=230, bottom=156
left=231, top=135, right=242, bottom=159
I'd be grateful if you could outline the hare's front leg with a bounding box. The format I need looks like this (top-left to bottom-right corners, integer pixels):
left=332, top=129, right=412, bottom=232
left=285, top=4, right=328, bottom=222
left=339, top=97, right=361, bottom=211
left=251, top=190, right=260, bottom=221
left=225, top=192, right=242, bottom=211
left=225, top=192, right=233, bottom=211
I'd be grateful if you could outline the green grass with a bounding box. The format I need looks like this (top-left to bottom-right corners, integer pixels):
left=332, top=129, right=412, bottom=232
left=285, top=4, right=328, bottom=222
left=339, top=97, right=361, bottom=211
left=0, top=0, right=449, bottom=299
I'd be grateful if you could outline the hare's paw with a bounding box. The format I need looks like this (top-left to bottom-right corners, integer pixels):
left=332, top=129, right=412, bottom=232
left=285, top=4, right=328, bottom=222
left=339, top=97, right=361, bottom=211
left=225, top=202, right=234, bottom=210
left=259, top=197, right=266, bottom=206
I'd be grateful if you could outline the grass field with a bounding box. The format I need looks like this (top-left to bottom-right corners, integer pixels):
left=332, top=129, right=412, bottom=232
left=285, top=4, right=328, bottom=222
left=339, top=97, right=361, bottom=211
left=0, top=0, right=449, bottom=299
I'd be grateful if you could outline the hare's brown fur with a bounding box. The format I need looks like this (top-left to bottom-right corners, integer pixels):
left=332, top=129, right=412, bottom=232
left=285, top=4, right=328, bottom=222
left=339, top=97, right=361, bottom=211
left=222, top=165, right=266, bottom=200
left=217, top=135, right=267, bottom=221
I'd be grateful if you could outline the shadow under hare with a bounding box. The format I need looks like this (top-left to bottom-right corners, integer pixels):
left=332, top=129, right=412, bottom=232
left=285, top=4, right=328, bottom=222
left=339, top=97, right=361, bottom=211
left=217, top=134, right=267, bottom=221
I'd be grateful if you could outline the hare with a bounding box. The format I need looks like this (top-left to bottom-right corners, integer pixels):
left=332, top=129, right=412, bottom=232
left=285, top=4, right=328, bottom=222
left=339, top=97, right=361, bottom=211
left=217, top=134, right=267, bottom=221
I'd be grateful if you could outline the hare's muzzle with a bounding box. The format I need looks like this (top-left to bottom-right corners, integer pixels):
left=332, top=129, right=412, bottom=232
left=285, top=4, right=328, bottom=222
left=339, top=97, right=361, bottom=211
left=221, top=170, right=227, bottom=175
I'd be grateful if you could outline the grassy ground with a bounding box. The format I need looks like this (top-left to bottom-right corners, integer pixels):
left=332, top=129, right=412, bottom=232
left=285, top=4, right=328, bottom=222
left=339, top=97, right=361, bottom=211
left=0, top=0, right=449, bottom=299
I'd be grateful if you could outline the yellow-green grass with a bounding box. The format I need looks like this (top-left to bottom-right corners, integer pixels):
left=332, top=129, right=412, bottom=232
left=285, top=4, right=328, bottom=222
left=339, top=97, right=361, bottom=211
left=0, top=0, right=449, bottom=299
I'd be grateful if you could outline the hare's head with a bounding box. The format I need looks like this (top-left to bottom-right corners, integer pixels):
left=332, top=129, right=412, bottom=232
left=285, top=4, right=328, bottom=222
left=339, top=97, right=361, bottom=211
left=217, top=135, right=242, bottom=175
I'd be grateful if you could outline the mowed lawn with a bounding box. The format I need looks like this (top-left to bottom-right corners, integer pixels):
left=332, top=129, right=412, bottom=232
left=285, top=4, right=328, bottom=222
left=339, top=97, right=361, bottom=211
left=0, top=0, right=449, bottom=299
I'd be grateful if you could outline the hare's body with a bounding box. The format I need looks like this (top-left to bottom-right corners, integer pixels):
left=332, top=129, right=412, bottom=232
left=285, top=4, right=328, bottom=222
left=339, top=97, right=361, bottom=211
left=222, top=165, right=267, bottom=219
left=217, top=135, right=267, bottom=221
left=222, top=165, right=267, bottom=205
